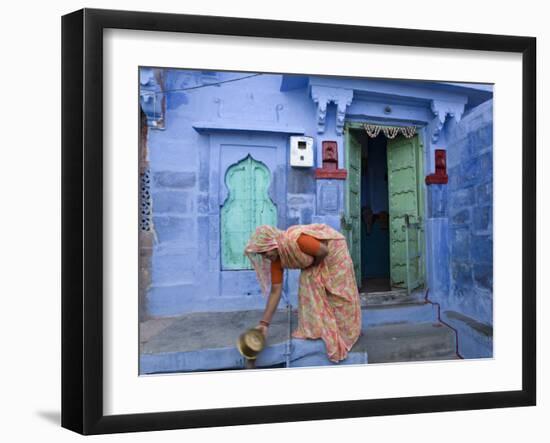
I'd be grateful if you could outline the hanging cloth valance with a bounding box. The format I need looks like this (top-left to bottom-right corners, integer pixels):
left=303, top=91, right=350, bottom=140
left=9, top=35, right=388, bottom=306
left=363, top=123, right=417, bottom=139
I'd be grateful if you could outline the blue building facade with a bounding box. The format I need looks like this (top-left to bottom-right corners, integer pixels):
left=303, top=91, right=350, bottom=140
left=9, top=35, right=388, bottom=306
left=139, top=68, right=493, bottom=358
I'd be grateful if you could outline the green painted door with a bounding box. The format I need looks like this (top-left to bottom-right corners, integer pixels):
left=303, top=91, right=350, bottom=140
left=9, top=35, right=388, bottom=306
left=344, top=127, right=362, bottom=287
left=386, top=135, right=424, bottom=290
left=221, top=155, right=277, bottom=270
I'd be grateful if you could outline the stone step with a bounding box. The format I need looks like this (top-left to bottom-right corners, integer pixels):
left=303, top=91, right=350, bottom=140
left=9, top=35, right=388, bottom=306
left=358, top=321, right=459, bottom=364
left=140, top=338, right=370, bottom=374
left=140, top=309, right=368, bottom=373
left=363, top=303, right=437, bottom=327
left=360, top=290, right=424, bottom=307
left=140, top=310, right=457, bottom=374
left=361, top=291, right=438, bottom=327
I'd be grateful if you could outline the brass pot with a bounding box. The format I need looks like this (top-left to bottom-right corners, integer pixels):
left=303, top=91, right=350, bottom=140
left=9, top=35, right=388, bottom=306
left=237, top=328, right=266, bottom=360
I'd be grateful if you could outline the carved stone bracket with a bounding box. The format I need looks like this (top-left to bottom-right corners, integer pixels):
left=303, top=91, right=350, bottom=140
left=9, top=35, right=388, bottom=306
left=139, top=68, right=166, bottom=129
left=310, top=86, right=353, bottom=135
left=428, top=99, right=466, bottom=142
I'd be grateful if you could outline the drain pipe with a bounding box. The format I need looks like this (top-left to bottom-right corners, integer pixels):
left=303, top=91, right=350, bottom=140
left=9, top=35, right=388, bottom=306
left=285, top=301, right=292, bottom=368
left=423, top=288, right=464, bottom=360
left=282, top=278, right=292, bottom=368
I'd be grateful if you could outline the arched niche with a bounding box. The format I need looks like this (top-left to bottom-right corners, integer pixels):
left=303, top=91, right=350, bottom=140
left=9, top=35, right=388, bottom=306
left=221, top=155, right=277, bottom=270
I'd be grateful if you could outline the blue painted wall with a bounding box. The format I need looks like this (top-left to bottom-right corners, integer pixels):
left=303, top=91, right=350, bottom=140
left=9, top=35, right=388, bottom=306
left=431, top=99, right=494, bottom=358
left=141, top=69, right=326, bottom=315
left=139, top=68, right=493, bottom=335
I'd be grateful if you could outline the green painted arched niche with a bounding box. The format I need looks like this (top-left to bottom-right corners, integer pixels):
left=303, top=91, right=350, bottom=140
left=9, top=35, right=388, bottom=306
left=221, top=155, right=277, bottom=270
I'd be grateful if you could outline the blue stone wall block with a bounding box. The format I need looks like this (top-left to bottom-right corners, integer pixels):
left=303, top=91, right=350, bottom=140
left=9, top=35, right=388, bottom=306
left=427, top=184, right=448, bottom=218
left=313, top=180, right=344, bottom=232
left=153, top=216, right=196, bottom=244
left=425, top=218, right=450, bottom=299
left=316, top=180, right=343, bottom=215
left=287, top=193, right=316, bottom=227
left=152, top=190, right=191, bottom=214
left=153, top=171, right=196, bottom=189
left=288, top=167, right=316, bottom=194
left=441, top=99, right=493, bottom=358
left=312, top=215, right=342, bottom=232
left=147, top=285, right=196, bottom=317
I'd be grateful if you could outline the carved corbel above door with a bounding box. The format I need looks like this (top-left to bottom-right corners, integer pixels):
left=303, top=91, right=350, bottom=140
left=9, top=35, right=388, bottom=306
left=310, top=85, right=354, bottom=135
left=428, top=99, right=466, bottom=142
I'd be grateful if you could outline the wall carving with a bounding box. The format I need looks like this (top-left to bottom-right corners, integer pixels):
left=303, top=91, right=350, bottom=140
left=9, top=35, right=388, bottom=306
left=429, top=99, right=466, bottom=142
left=310, top=86, right=353, bottom=135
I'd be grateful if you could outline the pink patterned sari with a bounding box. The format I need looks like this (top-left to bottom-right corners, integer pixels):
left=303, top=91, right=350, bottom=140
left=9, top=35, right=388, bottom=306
left=244, top=224, right=362, bottom=362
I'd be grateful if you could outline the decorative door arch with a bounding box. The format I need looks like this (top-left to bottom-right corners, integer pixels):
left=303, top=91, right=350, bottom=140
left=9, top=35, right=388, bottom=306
left=221, top=155, right=277, bottom=270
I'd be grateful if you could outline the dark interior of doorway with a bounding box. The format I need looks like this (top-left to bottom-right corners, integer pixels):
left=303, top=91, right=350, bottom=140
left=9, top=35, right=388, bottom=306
left=360, top=133, right=391, bottom=294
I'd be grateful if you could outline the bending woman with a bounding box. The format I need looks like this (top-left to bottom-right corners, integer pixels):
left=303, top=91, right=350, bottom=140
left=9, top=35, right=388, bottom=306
left=244, top=223, right=362, bottom=362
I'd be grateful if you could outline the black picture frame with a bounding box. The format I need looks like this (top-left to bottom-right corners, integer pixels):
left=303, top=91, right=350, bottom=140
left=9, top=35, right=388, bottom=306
left=61, top=8, right=536, bottom=435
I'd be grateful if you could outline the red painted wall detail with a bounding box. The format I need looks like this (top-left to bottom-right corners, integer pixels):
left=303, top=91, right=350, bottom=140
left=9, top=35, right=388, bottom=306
left=315, top=141, right=348, bottom=179
left=425, top=149, right=448, bottom=185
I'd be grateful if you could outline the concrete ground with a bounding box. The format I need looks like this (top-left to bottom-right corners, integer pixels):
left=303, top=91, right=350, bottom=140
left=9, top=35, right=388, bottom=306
left=140, top=309, right=296, bottom=355
left=140, top=292, right=459, bottom=374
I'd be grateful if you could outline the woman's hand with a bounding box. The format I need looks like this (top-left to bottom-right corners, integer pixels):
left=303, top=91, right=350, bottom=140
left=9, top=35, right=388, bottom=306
left=254, top=324, right=269, bottom=339
left=257, top=284, right=281, bottom=338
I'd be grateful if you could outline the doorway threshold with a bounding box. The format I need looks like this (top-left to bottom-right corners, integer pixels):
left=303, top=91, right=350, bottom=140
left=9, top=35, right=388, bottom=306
left=360, top=290, right=425, bottom=308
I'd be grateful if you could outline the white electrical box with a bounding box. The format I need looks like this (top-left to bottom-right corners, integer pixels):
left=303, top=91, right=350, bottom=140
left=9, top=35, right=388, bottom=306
left=289, top=136, right=314, bottom=167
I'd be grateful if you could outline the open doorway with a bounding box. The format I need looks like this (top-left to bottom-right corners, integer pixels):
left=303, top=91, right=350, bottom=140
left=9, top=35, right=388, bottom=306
left=360, top=133, right=391, bottom=293
left=344, top=123, right=425, bottom=295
